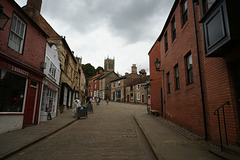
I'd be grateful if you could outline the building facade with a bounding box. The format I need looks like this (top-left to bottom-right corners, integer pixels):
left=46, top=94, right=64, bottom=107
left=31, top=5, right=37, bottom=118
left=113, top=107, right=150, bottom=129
left=0, top=0, right=48, bottom=133
left=125, top=76, right=149, bottom=104
left=23, top=0, right=82, bottom=114
left=149, top=0, right=240, bottom=155
left=99, top=71, right=119, bottom=100
left=110, top=64, right=140, bottom=102
left=40, top=42, right=60, bottom=121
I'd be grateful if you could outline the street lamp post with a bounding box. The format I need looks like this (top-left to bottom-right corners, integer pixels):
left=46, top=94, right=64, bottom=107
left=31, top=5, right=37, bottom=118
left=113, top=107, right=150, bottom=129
left=154, top=58, right=165, bottom=118
left=0, top=4, right=10, bottom=30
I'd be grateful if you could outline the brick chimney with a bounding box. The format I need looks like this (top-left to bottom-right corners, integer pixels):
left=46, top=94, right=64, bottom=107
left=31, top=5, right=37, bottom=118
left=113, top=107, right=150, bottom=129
left=131, top=64, right=137, bottom=74
left=27, top=0, right=42, bottom=13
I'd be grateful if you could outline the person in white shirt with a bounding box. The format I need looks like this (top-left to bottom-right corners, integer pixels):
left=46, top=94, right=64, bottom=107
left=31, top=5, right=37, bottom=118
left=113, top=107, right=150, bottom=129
left=73, top=99, right=81, bottom=116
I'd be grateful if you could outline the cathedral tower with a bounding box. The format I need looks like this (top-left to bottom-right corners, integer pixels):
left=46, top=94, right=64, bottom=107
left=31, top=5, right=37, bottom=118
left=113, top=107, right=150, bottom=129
left=104, top=57, right=115, bottom=72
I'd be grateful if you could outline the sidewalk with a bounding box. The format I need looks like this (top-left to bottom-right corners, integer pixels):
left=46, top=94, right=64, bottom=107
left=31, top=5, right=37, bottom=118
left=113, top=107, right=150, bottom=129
left=0, top=110, right=76, bottom=160
left=134, top=112, right=238, bottom=160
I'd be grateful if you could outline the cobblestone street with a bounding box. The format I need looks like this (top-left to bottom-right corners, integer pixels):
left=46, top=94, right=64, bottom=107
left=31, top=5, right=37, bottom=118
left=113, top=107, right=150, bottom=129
left=6, top=102, right=156, bottom=160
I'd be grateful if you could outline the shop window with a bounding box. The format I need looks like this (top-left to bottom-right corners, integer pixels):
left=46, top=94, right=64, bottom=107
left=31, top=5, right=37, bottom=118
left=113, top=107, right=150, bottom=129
left=8, top=14, right=26, bottom=54
left=0, top=69, right=26, bottom=112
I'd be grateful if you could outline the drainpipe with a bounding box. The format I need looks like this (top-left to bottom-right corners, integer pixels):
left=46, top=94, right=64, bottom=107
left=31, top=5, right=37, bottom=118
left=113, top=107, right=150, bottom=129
left=192, top=0, right=208, bottom=141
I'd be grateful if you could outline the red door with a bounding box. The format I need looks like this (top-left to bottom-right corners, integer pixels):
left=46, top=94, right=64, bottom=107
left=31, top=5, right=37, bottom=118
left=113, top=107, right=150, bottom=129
left=127, top=95, right=129, bottom=102
left=142, top=95, right=144, bottom=103
left=24, top=85, right=37, bottom=126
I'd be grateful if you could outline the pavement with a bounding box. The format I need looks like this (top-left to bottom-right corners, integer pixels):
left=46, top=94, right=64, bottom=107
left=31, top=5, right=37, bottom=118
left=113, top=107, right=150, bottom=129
left=0, top=103, right=238, bottom=160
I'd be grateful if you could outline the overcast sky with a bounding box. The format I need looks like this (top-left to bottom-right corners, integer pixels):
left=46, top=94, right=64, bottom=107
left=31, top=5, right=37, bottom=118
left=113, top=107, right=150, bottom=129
left=15, top=0, right=174, bottom=75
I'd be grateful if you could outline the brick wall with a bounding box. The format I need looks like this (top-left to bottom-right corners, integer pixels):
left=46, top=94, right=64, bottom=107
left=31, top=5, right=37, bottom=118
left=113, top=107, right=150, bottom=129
left=149, top=41, right=162, bottom=113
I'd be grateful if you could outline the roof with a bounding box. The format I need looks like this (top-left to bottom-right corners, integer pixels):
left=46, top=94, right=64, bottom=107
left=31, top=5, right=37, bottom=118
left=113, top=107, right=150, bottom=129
left=9, top=0, right=49, bottom=38
left=23, top=3, right=77, bottom=64
left=99, top=71, right=119, bottom=80
left=110, top=76, right=127, bottom=83
left=157, top=0, right=179, bottom=42
left=126, top=76, right=150, bottom=87
left=89, top=73, right=104, bottom=81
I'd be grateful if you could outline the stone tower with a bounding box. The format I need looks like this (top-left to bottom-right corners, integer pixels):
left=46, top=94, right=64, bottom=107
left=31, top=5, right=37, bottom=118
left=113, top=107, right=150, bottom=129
left=104, top=57, right=115, bottom=72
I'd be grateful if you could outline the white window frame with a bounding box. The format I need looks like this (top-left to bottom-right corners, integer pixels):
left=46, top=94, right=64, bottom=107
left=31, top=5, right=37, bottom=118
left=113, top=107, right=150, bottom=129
left=118, top=81, right=121, bottom=87
left=49, top=62, right=56, bottom=78
left=137, top=84, right=140, bottom=90
left=8, top=14, right=26, bottom=54
left=137, top=92, right=140, bottom=100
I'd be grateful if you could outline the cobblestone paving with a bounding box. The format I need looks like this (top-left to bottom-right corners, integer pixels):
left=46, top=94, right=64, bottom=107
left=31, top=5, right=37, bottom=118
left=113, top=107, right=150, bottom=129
left=7, top=102, right=154, bottom=160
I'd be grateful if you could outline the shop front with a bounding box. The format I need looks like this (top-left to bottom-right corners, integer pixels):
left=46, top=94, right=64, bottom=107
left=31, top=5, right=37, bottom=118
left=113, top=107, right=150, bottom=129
left=0, top=54, right=44, bottom=134
left=40, top=79, right=59, bottom=121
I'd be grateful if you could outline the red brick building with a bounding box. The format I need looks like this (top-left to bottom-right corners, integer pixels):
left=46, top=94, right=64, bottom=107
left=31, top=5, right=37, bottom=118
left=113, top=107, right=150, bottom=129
left=149, top=0, right=240, bottom=155
left=88, top=73, right=104, bottom=102
left=0, top=0, right=48, bottom=133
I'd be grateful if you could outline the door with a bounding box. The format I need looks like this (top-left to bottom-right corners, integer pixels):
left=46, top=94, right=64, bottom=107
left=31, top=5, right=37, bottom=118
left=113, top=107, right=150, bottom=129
left=142, top=95, right=144, bottom=103
left=127, top=95, right=129, bottom=102
left=24, top=81, right=38, bottom=126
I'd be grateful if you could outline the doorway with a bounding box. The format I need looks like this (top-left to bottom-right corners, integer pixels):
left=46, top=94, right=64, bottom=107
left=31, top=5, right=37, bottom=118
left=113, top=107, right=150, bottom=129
left=24, top=80, right=38, bottom=126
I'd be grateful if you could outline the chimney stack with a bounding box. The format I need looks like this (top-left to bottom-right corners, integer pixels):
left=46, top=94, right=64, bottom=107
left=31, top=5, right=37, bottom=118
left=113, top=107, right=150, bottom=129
left=131, top=64, right=137, bottom=74
left=27, top=0, right=42, bottom=13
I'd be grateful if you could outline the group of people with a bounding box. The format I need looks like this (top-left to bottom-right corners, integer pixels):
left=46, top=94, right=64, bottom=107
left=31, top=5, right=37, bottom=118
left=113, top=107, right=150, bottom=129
left=72, top=97, right=109, bottom=116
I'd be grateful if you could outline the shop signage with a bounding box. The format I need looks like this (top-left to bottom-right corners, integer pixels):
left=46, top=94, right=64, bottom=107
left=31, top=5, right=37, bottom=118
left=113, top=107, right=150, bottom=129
left=11, top=66, right=29, bottom=76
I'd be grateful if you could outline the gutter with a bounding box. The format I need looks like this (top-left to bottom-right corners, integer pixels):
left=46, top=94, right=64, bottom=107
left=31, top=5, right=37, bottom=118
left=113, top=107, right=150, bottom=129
left=192, top=0, right=208, bottom=141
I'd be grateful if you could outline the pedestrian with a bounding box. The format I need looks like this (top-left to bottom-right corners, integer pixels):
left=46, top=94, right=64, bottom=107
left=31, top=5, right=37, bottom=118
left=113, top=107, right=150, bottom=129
left=73, top=99, right=81, bottom=117
left=106, top=98, right=109, bottom=105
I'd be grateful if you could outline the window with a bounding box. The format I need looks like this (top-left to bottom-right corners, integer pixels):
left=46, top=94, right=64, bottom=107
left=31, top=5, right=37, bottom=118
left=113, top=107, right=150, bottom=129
left=174, top=65, right=180, bottom=90
left=118, top=81, right=121, bottom=87
left=167, top=72, right=170, bottom=94
left=137, top=84, right=140, bottom=90
left=171, top=16, right=176, bottom=41
left=186, top=53, right=194, bottom=84
left=49, top=62, right=56, bottom=78
left=181, top=0, right=188, bottom=26
left=0, top=69, right=27, bottom=112
left=130, top=93, right=133, bottom=100
left=137, top=92, right=140, bottom=100
left=130, top=86, right=133, bottom=91
left=8, top=14, right=26, bottom=54
left=200, top=0, right=216, bottom=15
left=113, top=83, right=115, bottom=88
left=165, top=32, right=168, bottom=52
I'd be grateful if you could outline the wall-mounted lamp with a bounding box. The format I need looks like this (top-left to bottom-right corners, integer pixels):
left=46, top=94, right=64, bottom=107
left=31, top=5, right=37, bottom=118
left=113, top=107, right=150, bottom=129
left=154, top=57, right=165, bottom=118
left=154, top=58, right=161, bottom=71
left=0, top=4, right=10, bottom=30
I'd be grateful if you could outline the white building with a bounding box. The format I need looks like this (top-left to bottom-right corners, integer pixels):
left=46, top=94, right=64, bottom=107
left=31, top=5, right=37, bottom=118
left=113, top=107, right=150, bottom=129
left=39, top=43, right=60, bottom=121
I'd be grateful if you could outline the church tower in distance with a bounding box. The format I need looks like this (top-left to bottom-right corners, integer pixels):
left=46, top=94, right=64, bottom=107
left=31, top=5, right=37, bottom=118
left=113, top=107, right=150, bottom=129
left=104, top=57, right=115, bottom=72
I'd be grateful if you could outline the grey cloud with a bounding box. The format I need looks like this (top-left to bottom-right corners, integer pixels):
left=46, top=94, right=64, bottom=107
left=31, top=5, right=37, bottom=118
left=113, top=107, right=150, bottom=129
left=42, top=0, right=174, bottom=43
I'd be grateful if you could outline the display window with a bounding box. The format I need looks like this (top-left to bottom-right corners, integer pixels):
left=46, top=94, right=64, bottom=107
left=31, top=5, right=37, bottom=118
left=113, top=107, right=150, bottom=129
left=41, top=86, right=57, bottom=113
left=0, top=69, right=27, bottom=113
